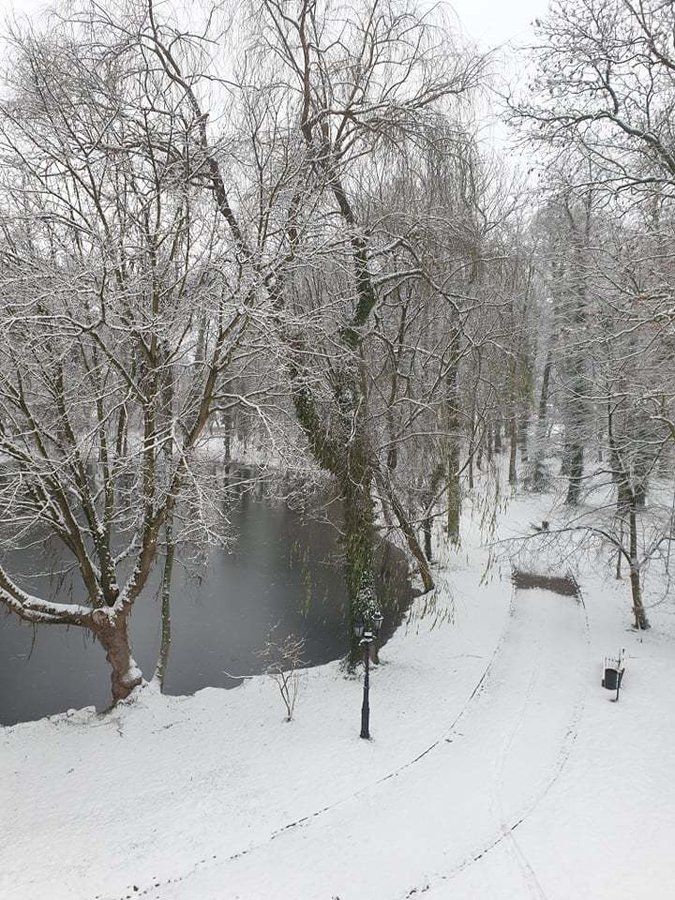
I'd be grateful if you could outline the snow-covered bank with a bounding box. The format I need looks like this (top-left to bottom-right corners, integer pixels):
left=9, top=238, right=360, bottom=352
left=2, top=495, right=674, bottom=900
left=1, top=555, right=510, bottom=899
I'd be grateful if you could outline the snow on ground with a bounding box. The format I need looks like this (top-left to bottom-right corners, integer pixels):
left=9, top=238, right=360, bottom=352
left=2, top=491, right=674, bottom=900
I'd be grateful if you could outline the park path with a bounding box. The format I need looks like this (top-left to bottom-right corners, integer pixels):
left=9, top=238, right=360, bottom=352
left=154, top=587, right=590, bottom=900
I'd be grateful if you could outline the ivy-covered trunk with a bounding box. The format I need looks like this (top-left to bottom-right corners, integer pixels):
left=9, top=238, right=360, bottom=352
left=292, top=373, right=379, bottom=664
left=341, top=464, right=377, bottom=666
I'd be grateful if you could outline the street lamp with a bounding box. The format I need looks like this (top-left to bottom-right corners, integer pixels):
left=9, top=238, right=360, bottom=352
left=353, top=611, right=384, bottom=739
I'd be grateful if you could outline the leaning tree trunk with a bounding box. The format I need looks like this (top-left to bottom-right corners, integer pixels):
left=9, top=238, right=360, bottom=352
left=374, top=466, right=434, bottom=592
left=93, top=611, right=143, bottom=703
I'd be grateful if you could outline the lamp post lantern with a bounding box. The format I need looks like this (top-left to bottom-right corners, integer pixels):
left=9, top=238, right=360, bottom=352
left=354, top=611, right=383, bottom=739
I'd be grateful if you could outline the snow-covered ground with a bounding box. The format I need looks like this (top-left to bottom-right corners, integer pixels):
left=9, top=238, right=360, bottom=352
left=2, top=492, right=674, bottom=900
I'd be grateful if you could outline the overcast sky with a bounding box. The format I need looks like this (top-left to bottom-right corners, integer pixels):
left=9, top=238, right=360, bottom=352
left=450, top=0, right=548, bottom=50
left=0, top=0, right=550, bottom=48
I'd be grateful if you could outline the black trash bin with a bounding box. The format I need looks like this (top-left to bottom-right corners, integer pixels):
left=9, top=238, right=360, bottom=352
left=603, top=667, right=619, bottom=691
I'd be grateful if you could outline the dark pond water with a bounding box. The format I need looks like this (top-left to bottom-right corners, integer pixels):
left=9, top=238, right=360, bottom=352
left=0, top=482, right=412, bottom=726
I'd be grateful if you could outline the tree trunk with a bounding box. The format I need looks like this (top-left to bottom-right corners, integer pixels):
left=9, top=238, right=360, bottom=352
left=423, top=514, right=432, bottom=561
left=518, top=412, right=529, bottom=462
left=468, top=421, right=476, bottom=491
left=565, top=444, right=584, bottom=505
left=615, top=518, right=623, bottom=580
left=538, top=352, right=552, bottom=422
left=341, top=454, right=377, bottom=667
left=292, top=371, right=379, bottom=665
left=628, top=506, right=650, bottom=630
left=445, top=328, right=462, bottom=543
left=446, top=458, right=461, bottom=544
left=342, top=477, right=375, bottom=604
left=154, top=519, right=175, bottom=690
left=374, top=468, right=434, bottom=592
left=508, top=413, right=518, bottom=485
left=493, top=414, right=503, bottom=454
left=94, top=612, right=143, bottom=703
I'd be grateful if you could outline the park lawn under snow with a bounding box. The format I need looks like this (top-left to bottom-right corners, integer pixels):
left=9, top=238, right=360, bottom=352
left=2, top=492, right=675, bottom=900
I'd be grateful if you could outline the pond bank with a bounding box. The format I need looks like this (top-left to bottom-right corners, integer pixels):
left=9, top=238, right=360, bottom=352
left=0, top=473, right=414, bottom=726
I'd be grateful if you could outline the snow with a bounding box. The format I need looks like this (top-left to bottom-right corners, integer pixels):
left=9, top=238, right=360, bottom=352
left=1, top=492, right=674, bottom=900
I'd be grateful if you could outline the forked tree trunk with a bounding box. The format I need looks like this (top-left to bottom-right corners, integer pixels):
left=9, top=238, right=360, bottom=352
left=94, top=612, right=143, bottom=703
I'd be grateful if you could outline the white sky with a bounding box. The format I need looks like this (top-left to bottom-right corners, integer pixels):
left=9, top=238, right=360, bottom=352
left=448, top=0, right=548, bottom=50
left=0, top=0, right=549, bottom=158
left=0, top=0, right=43, bottom=18
left=0, top=0, right=550, bottom=49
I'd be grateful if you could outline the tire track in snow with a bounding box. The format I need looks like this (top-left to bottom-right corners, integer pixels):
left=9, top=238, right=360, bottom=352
left=110, top=591, right=518, bottom=900
left=119, top=587, right=591, bottom=900
left=490, top=623, right=547, bottom=900
left=497, top=585, right=590, bottom=900
left=407, top=693, right=585, bottom=900
left=400, top=584, right=592, bottom=900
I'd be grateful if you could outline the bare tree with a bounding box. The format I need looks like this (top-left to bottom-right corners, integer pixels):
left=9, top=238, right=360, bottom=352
left=256, top=626, right=306, bottom=722
left=231, top=0, right=488, bottom=659
left=0, top=16, right=253, bottom=702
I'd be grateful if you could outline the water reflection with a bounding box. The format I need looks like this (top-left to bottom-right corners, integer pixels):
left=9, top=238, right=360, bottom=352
left=0, top=480, right=412, bottom=726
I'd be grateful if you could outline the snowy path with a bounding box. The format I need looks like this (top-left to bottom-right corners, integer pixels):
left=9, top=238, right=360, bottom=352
left=5, top=559, right=674, bottom=900
left=152, top=588, right=590, bottom=900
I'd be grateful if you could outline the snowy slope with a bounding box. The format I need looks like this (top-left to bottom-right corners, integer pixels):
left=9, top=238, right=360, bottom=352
left=2, top=496, right=674, bottom=900
left=152, top=587, right=589, bottom=900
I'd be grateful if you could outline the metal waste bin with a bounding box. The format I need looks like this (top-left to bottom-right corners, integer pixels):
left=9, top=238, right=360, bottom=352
left=602, top=651, right=625, bottom=700
left=603, top=667, right=619, bottom=691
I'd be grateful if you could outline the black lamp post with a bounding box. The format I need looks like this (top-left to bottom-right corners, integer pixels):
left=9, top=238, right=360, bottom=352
left=353, top=611, right=384, bottom=739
